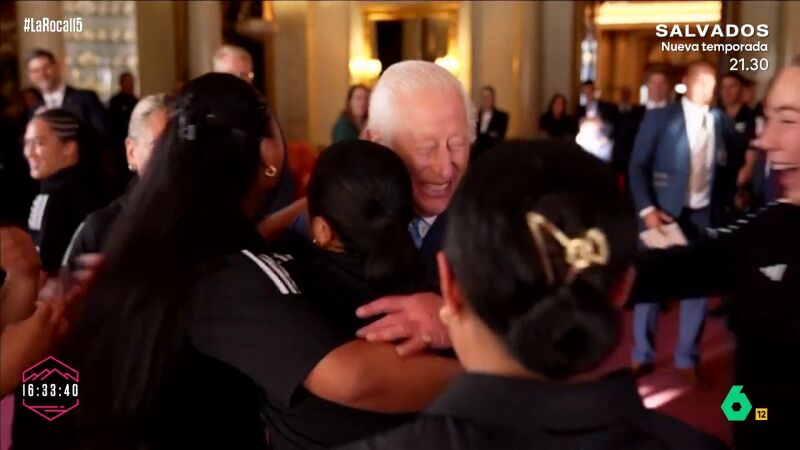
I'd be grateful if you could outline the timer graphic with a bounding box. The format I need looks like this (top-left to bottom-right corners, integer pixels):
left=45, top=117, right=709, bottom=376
left=21, top=356, right=80, bottom=421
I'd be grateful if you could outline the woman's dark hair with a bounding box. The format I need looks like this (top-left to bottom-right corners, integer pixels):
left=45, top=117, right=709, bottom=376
left=69, top=73, right=274, bottom=439
left=546, top=93, right=568, bottom=117
left=307, top=140, right=424, bottom=297
left=340, top=84, right=369, bottom=128
left=33, top=108, right=111, bottom=201
left=444, top=139, right=636, bottom=380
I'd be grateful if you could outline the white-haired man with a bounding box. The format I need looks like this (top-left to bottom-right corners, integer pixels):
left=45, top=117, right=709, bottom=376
left=212, top=45, right=255, bottom=83
left=62, top=94, right=169, bottom=268
left=355, top=60, right=476, bottom=355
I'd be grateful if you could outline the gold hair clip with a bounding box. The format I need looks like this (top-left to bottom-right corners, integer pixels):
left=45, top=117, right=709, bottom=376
left=526, top=212, right=610, bottom=285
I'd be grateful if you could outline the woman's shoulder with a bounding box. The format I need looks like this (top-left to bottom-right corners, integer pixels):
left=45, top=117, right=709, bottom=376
left=208, top=249, right=302, bottom=296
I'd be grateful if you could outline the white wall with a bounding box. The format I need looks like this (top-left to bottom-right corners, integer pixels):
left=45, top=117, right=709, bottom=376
left=540, top=1, right=575, bottom=115
left=137, top=1, right=178, bottom=96
left=186, top=0, right=222, bottom=79
left=15, top=1, right=65, bottom=85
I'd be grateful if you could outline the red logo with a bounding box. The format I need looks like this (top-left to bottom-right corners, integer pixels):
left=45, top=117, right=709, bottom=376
left=21, top=356, right=79, bottom=421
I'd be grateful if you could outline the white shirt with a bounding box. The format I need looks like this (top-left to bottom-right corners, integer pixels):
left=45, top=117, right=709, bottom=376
left=43, top=83, right=66, bottom=108
left=479, top=110, right=493, bottom=134
left=585, top=101, right=598, bottom=118
left=681, top=97, right=715, bottom=209
left=646, top=100, right=667, bottom=110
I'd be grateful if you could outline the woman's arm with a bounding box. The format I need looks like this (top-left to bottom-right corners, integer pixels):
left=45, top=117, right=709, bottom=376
left=256, top=197, right=308, bottom=242
left=305, top=340, right=460, bottom=413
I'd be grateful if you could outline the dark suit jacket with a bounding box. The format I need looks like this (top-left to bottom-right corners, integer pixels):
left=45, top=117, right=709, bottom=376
left=472, top=109, right=508, bottom=162
left=628, top=103, right=728, bottom=226
left=61, top=85, right=112, bottom=139
left=577, top=100, right=619, bottom=126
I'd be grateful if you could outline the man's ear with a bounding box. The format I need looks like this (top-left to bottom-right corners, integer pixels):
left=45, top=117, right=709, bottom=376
left=437, top=251, right=464, bottom=317
left=125, top=137, right=136, bottom=167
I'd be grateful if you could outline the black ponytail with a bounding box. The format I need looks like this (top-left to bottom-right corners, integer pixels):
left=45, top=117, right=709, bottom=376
left=65, top=73, right=274, bottom=443
left=307, top=140, right=424, bottom=298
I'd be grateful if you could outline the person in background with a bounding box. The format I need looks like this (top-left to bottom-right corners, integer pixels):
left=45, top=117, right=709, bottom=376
left=538, top=93, right=577, bottom=139
left=107, top=72, right=139, bottom=188
left=628, top=58, right=800, bottom=450
left=628, top=61, right=728, bottom=384
left=612, top=67, right=671, bottom=192
left=23, top=109, right=110, bottom=277
left=212, top=44, right=295, bottom=216
left=61, top=94, right=169, bottom=269
left=740, top=77, right=756, bottom=108
left=212, top=44, right=255, bottom=83
left=718, top=72, right=758, bottom=216
left=340, top=140, right=725, bottom=450
left=26, top=49, right=111, bottom=141
left=20, top=87, right=44, bottom=122
left=332, top=84, right=370, bottom=143
left=576, top=79, right=619, bottom=141
left=471, top=85, right=508, bottom=162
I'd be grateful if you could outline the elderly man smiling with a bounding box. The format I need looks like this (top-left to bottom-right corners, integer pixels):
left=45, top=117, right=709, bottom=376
left=356, top=61, right=476, bottom=355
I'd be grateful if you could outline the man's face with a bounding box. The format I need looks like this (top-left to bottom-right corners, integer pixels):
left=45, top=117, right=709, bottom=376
left=479, top=89, right=494, bottom=110
left=646, top=73, right=669, bottom=103
left=216, top=55, right=254, bottom=83
left=720, top=76, right=742, bottom=108
left=582, top=84, right=595, bottom=102
left=684, top=65, right=716, bottom=106
left=27, top=57, right=60, bottom=93
left=760, top=67, right=800, bottom=205
left=120, top=75, right=135, bottom=94
left=127, top=108, right=169, bottom=175
left=388, top=88, right=470, bottom=216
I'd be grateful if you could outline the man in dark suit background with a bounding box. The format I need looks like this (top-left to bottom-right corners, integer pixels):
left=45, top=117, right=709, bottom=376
left=26, top=48, right=111, bottom=140
left=471, top=85, right=508, bottom=162
left=628, top=61, right=730, bottom=383
left=612, top=67, right=671, bottom=191
left=577, top=79, right=619, bottom=139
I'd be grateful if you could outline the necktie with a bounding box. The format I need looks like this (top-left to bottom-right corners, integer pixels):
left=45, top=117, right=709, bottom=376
left=689, top=113, right=712, bottom=198
left=409, top=217, right=423, bottom=249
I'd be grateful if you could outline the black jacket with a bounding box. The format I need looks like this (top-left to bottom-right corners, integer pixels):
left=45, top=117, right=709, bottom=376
left=340, top=371, right=727, bottom=450
left=472, top=109, right=508, bottom=162
left=630, top=201, right=800, bottom=449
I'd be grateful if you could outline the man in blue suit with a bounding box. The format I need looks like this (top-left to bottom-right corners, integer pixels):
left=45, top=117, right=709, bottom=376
left=629, top=61, right=729, bottom=383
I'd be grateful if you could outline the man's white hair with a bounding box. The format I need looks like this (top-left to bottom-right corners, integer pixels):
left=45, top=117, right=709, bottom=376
left=212, top=45, right=253, bottom=72
left=367, top=60, right=476, bottom=145
left=128, top=94, right=168, bottom=143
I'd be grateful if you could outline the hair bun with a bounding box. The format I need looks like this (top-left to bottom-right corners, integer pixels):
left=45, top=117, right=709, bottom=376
left=504, top=279, right=617, bottom=380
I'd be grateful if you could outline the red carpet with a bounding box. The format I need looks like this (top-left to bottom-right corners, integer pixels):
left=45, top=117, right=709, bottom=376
left=602, top=300, right=734, bottom=446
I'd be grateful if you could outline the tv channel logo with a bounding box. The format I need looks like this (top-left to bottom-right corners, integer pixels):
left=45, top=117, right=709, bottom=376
left=721, top=385, right=767, bottom=421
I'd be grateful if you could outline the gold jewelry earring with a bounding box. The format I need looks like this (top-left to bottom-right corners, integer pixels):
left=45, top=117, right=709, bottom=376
left=264, top=165, right=278, bottom=177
